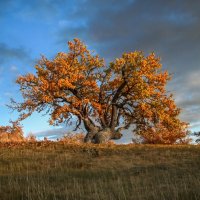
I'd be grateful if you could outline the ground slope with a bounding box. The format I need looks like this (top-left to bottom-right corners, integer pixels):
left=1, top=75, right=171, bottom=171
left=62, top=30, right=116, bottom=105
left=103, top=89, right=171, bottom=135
left=0, top=142, right=200, bottom=200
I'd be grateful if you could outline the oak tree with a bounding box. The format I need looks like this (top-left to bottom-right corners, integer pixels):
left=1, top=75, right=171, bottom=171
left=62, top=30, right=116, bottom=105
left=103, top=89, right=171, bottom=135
left=11, top=38, right=188, bottom=144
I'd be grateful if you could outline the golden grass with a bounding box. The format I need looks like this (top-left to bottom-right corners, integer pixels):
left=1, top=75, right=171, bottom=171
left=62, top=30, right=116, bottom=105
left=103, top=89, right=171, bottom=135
left=0, top=142, right=200, bottom=200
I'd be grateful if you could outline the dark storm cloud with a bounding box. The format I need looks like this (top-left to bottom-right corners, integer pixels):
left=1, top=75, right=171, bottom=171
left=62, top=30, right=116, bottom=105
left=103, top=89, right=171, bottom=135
left=61, top=2, right=200, bottom=75
left=57, top=0, right=200, bottom=71
left=0, top=43, right=31, bottom=65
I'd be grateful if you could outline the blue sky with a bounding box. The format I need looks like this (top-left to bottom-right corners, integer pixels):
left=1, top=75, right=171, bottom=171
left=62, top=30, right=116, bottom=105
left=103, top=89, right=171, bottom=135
left=1, top=0, right=200, bottom=138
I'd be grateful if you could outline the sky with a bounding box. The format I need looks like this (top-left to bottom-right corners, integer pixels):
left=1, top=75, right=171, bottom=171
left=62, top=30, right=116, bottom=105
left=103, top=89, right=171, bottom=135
left=1, top=0, right=200, bottom=139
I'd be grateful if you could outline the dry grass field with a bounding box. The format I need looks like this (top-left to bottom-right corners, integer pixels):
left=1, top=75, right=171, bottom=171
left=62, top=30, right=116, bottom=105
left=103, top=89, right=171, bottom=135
left=0, top=142, right=200, bottom=200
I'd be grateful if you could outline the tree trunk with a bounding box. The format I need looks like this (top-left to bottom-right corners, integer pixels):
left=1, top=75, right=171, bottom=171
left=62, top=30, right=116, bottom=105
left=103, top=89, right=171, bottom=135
left=94, top=128, right=122, bottom=144
left=83, top=118, right=100, bottom=143
left=83, top=118, right=123, bottom=144
left=84, top=127, right=123, bottom=144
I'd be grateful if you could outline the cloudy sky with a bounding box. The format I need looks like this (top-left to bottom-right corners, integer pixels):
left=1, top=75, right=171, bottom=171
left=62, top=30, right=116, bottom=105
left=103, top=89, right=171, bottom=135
left=1, top=0, right=200, bottom=138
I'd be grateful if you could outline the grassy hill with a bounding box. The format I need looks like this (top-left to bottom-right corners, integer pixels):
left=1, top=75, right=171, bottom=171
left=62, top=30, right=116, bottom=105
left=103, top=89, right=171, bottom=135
left=0, top=142, right=200, bottom=200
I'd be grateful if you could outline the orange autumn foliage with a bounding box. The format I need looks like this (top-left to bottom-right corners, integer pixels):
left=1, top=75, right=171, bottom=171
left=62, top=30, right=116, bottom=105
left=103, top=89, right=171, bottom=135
left=10, top=38, right=188, bottom=144
left=0, top=121, right=24, bottom=142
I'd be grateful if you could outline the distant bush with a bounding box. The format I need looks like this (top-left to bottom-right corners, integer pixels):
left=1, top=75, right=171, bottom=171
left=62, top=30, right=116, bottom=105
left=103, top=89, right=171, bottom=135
left=58, top=133, right=85, bottom=144
left=25, top=132, right=37, bottom=142
left=0, top=121, right=24, bottom=142
left=139, top=124, right=190, bottom=144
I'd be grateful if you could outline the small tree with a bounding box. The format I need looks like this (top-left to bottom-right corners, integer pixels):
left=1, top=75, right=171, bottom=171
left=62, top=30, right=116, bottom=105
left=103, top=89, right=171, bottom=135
left=0, top=121, right=24, bottom=142
left=26, top=132, right=37, bottom=142
left=10, top=38, right=188, bottom=144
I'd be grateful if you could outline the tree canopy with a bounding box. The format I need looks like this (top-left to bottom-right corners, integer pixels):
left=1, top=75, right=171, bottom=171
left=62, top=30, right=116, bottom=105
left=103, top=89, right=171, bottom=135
left=11, top=38, right=188, bottom=144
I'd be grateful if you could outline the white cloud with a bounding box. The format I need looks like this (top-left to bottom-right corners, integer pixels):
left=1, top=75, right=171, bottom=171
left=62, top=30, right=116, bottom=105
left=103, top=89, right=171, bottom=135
left=4, top=92, right=12, bottom=97
left=10, top=65, right=18, bottom=72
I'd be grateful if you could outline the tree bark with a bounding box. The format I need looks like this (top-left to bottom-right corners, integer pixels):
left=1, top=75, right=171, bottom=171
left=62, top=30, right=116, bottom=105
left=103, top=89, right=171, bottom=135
left=94, top=128, right=122, bottom=144
left=83, top=118, right=123, bottom=144
left=83, top=118, right=100, bottom=143
left=110, top=105, right=117, bottom=132
left=84, top=127, right=123, bottom=144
